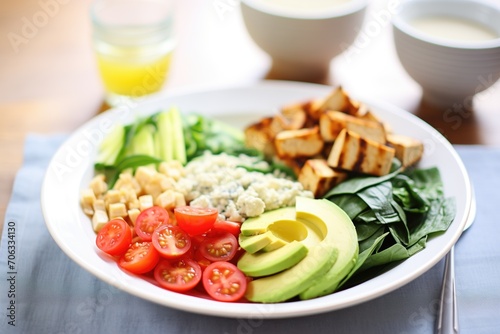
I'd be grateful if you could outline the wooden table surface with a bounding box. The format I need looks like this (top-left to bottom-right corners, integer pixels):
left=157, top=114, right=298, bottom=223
left=1, top=0, right=499, bottom=234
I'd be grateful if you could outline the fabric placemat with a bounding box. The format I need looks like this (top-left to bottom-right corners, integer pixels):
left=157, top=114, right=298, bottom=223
left=1, top=134, right=499, bottom=334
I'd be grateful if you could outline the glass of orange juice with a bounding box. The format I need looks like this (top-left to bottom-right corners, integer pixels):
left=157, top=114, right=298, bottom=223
left=90, top=0, right=176, bottom=107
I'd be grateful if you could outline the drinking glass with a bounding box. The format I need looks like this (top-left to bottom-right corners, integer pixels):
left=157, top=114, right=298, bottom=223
left=91, top=0, right=176, bottom=107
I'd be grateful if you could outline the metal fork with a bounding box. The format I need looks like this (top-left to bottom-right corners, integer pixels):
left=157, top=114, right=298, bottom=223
left=436, top=186, right=476, bottom=334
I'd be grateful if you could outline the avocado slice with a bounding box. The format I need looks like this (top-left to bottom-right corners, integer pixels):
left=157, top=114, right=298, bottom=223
left=238, top=231, right=274, bottom=254
left=243, top=197, right=357, bottom=303
left=245, top=243, right=338, bottom=303
left=240, top=217, right=311, bottom=253
left=238, top=240, right=308, bottom=277
left=261, top=233, right=288, bottom=252
left=240, top=207, right=296, bottom=236
left=298, top=199, right=359, bottom=300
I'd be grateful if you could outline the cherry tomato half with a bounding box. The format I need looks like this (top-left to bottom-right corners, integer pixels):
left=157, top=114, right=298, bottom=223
left=96, top=219, right=132, bottom=256
left=194, top=248, right=212, bottom=271
left=199, top=232, right=238, bottom=262
left=174, top=206, right=218, bottom=236
left=202, top=262, right=247, bottom=302
left=154, top=258, right=202, bottom=292
left=212, top=220, right=241, bottom=236
left=152, top=225, right=192, bottom=258
left=135, top=206, right=170, bottom=241
left=118, top=241, right=160, bottom=274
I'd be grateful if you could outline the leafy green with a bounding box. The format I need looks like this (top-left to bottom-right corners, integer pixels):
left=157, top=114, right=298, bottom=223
left=326, top=165, right=456, bottom=290
left=182, top=113, right=253, bottom=161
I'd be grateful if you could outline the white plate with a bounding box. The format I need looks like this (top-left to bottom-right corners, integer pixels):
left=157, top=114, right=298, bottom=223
left=41, top=81, right=473, bottom=318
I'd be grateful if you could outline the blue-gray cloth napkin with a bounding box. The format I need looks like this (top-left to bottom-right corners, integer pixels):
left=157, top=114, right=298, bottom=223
left=1, top=134, right=499, bottom=334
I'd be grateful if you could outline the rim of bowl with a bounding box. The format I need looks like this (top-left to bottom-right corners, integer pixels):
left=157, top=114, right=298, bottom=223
left=240, top=0, right=369, bottom=20
left=392, top=0, right=500, bottom=50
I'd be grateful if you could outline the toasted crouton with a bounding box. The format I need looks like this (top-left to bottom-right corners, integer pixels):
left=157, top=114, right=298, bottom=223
left=327, top=129, right=395, bottom=176
left=244, top=117, right=275, bottom=158
left=386, top=133, right=424, bottom=167
left=274, top=127, right=324, bottom=159
left=298, top=159, right=348, bottom=197
left=319, top=110, right=386, bottom=144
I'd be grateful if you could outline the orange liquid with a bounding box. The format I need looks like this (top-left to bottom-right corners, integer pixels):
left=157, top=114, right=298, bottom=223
left=96, top=45, right=173, bottom=97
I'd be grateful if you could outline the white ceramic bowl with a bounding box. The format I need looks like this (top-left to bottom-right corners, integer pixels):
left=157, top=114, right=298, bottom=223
left=42, top=81, right=473, bottom=319
left=392, top=0, right=500, bottom=108
left=240, top=0, right=368, bottom=82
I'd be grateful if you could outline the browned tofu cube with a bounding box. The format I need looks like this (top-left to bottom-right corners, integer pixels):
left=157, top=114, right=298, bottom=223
left=319, top=110, right=386, bottom=144
left=274, top=127, right=324, bottom=159
left=327, top=129, right=395, bottom=176
left=386, top=133, right=424, bottom=167
left=244, top=117, right=275, bottom=158
left=301, top=98, right=326, bottom=121
left=269, top=103, right=308, bottom=136
left=298, top=159, right=348, bottom=197
left=273, top=156, right=308, bottom=177
left=359, top=108, right=393, bottom=134
left=315, top=86, right=361, bottom=116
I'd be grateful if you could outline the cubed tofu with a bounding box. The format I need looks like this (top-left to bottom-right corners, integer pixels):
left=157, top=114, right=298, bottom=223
left=108, top=202, right=128, bottom=219
left=298, top=159, right=348, bottom=197
left=269, top=103, right=308, bottom=136
left=345, top=99, right=368, bottom=117
left=315, top=86, right=359, bottom=116
left=274, top=127, right=324, bottom=159
left=359, top=109, right=393, bottom=134
left=302, top=98, right=325, bottom=121
left=386, top=133, right=424, bottom=167
left=244, top=117, right=275, bottom=158
left=273, top=156, right=309, bottom=177
left=92, top=209, right=109, bottom=232
left=327, top=129, right=395, bottom=176
left=319, top=110, right=386, bottom=144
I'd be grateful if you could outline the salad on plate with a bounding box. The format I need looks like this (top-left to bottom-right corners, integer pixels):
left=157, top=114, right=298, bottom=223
left=80, top=86, right=456, bottom=303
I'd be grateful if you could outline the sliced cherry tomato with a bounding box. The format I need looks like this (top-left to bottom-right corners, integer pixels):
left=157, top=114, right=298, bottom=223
left=194, top=248, right=212, bottom=271
left=212, top=220, right=241, bottom=236
left=199, top=232, right=238, bottom=262
left=154, top=258, right=202, bottom=292
left=202, top=262, right=247, bottom=302
left=174, top=206, right=218, bottom=236
left=118, top=241, right=160, bottom=274
left=152, top=225, right=192, bottom=258
left=96, top=219, right=132, bottom=256
left=135, top=206, right=170, bottom=241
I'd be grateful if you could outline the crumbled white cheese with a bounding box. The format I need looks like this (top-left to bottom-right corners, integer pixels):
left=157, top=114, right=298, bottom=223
left=176, top=152, right=313, bottom=221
